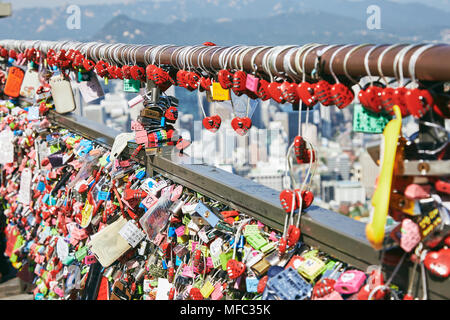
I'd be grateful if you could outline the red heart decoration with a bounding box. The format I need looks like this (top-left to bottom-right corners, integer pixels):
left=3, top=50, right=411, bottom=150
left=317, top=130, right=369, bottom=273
left=363, top=85, right=383, bottom=113
left=190, top=287, right=204, bottom=300
left=279, top=189, right=298, bottom=213
left=199, top=76, right=212, bottom=92
left=130, top=65, right=146, bottom=82
left=185, top=71, right=200, bottom=91
left=231, top=117, right=252, bottom=136
left=202, top=115, right=221, bottom=133
left=257, top=275, right=268, bottom=294
left=297, top=82, right=317, bottom=107
left=226, top=259, right=246, bottom=279
left=358, top=89, right=369, bottom=107
left=314, top=80, right=333, bottom=106
left=380, top=87, right=397, bottom=115
left=280, top=81, right=299, bottom=104
left=257, top=79, right=271, bottom=101
left=278, top=238, right=287, bottom=256
left=176, top=70, right=188, bottom=88
left=405, top=88, right=434, bottom=118
left=393, top=87, right=411, bottom=116
left=424, top=248, right=450, bottom=278
left=268, top=82, right=285, bottom=103
left=301, top=190, right=314, bottom=209
left=287, top=225, right=301, bottom=247
left=330, top=83, right=354, bottom=109
left=146, top=64, right=157, bottom=81
left=232, top=70, right=247, bottom=96
left=218, top=69, right=233, bottom=89
left=122, top=65, right=132, bottom=79
left=294, top=136, right=307, bottom=164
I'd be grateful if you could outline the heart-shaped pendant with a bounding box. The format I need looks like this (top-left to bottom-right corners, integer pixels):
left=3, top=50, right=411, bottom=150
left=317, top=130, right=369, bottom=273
left=424, top=248, right=450, bottom=278
left=297, top=82, right=317, bottom=107
left=268, top=82, right=284, bottom=103
left=218, top=69, right=233, bottom=89
left=330, top=83, right=354, bottom=109
left=231, top=117, right=252, bottom=136
left=257, top=79, right=271, bottom=101
left=202, top=115, right=221, bottom=133
left=279, top=189, right=298, bottom=213
left=287, top=225, right=301, bottom=247
left=315, top=80, right=333, bottom=106
left=226, top=259, right=246, bottom=279
left=405, top=88, right=433, bottom=118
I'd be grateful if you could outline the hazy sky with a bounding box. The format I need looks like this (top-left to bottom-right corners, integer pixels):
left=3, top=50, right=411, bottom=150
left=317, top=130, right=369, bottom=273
left=7, top=0, right=450, bottom=11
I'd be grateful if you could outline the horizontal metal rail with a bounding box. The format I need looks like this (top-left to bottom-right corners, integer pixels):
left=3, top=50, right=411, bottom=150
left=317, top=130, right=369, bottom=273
left=48, top=110, right=450, bottom=299
left=2, top=40, right=450, bottom=82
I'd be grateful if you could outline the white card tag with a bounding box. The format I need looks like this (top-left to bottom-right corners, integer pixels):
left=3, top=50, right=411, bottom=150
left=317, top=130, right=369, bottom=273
left=56, top=237, right=69, bottom=260
left=18, top=168, right=32, bottom=205
left=110, top=132, right=135, bottom=161
left=20, top=68, right=41, bottom=99
left=155, top=278, right=171, bottom=300
left=118, top=220, right=146, bottom=248
left=27, top=106, right=40, bottom=120
left=79, top=74, right=104, bottom=103
left=0, top=129, right=14, bottom=164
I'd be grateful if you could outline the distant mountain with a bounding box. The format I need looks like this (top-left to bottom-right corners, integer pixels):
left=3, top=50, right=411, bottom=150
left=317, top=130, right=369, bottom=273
left=0, top=0, right=448, bottom=44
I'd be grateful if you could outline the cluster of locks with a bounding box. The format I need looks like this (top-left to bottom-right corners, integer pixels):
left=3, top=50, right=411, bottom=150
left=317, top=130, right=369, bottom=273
left=0, top=99, right=419, bottom=301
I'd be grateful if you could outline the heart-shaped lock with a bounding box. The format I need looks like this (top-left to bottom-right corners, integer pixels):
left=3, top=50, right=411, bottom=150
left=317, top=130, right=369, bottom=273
left=231, top=117, right=252, bottom=136
left=279, top=189, right=298, bottom=213
left=232, top=70, right=247, bottom=96
left=294, top=136, right=307, bottom=164
left=130, top=65, right=146, bottom=82
left=363, top=85, right=383, bottom=113
left=199, top=76, right=212, bottom=92
left=405, top=88, right=434, bottom=118
left=268, top=82, right=284, bottom=103
left=176, top=70, right=188, bottom=88
left=393, top=87, right=410, bottom=116
left=146, top=64, right=157, bottom=81
left=280, top=81, right=299, bottom=104
left=424, top=248, right=450, bottom=278
left=278, top=238, right=287, bottom=256
left=313, top=278, right=336, bottom=298
left=315, top=80, right=333, bottom=106
left=293, top=189, right=314, bottom=209
left=257, top=275, right=268, bottom=294
left=189, top=287, right=204, bottom=300
left=95, top=61, right=109, bottom=78
left=218, top=69, right=233, bottom=89
left=122, top=65, right=132, bottom=79
left=287, top=225, right=301, bottom=247
left=380, top=87, right=396, bottom=115
left=202, top=115, right=222, bottom=133
left=297, top=82, right=317, bottom=107
left=330, top=83, right=354, bottom=109
left=186, top=71, right=200, bottom=91
left=257, top=79, right=271, bottom=101
left=226, top=259, right=246, bottom=279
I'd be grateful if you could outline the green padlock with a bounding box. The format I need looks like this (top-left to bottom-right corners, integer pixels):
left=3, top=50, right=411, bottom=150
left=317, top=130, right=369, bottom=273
left=219, top=251, right=233, bottom=271
left=123, top=78, right=141, bottom=93
left=353, top=103, right=391, bottom=134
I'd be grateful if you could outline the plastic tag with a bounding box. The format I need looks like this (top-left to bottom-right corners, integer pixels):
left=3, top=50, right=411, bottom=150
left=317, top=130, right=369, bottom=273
left=17, top=168, right=32, bottom=205
left=211, top=82, right=230, bottom=101
left=56, top=237, right=69, bottom=261
left=119, top=220, right=146, bottom=248
left=353, top=103, right=391, bottom=134
left=4, top=66, right=25, bottom=98
left=124, top=78, right=141, bottom=93
left=78, top=73, right=104, bottom=103
left=155, top=278, right=171, bottom=300
left=20, top=68, right=40, bottom=98
left=75, top=246, right=88, bottom=261
left=246, top=233, right=268, bottom=250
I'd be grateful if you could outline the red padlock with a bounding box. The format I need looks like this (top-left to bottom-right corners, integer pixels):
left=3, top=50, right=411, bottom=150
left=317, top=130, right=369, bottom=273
left=315, top=80, right=333, bottom=106
left=405, top=88, right=434, bottom=118
left=218, top=69, right=233, bottom=89
left=257, top=79, right=271, bottom=101
left=232, top=71, right=247, bottom=96
left=330, top=83, right=354, bottom=109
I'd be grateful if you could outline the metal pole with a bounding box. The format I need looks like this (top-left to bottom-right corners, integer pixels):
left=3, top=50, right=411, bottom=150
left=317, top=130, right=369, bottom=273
left=1, top=40, right=450, bottom=82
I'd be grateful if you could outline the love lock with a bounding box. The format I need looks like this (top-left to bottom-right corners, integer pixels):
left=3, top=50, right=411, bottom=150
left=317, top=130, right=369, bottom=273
left=146, top=64, right=157, bottom=81
left=95, top=61, right=109, bottom=78
left=231, top=117, right=252, bottom=136
left=330, top=83, right=354, bottom=109
left=226, top=259, right=246, bottom=279
left=313, top=278, right=336, bottom=298
left=278, top=238, right=287, bottom=256
left=297, top=82, right=317, bottom=107
left=295, top=190, right=314, bottom=210
left=176, top=70, right=188, bottom=88
left=314, top=80, right=333, bottom=106
left=294, top=136, right=307, bottom=164
left=279, top=189, right=298, bottom=213
left=257, top=275, right=268, bottom=294
left=362, top=85, right=384, bottom=113
left=218, top=69, right=233, bottom=89
left=393, top=87, right=410, bottom=115
left=280, top=81, right=299, bottom=104
left=186, top=71, right=200, bottom=91
left=287, top=225, right=301, bottom=247
left=189, top=287, right=204, bottom=300
left=199, top=76, right=212, bottom=92
left=122, top=65, right=132, bottom=79
left=424, top=248, right=450, bottom=278
left=268, top=82, right=284, bottom=104
left=257, top=79, right=271, bottom=101
left=232, top=70, right=247, bottom=96
left=405, top=88, right=434, bottom=118
left=202, top=115, right=221, bottom=133
left=130, top=65, right=146, bottom=82
left=107, top=65, right=118, bottom=79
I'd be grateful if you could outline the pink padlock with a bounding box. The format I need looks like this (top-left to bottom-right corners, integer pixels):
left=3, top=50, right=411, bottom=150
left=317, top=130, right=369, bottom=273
left=404, top=184, right=431, bottom=200
left=84, top=254, right=97, bottom=265
left=334, top=270, right=367, bottom=294
left=246, top=74, right=259, bottom=93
